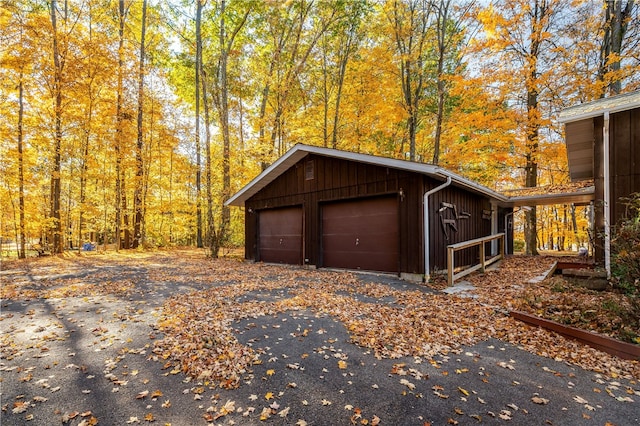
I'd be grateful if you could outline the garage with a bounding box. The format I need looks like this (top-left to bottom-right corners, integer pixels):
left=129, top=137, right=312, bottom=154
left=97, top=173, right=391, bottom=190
left=258, top=206, right=303, bottom=264
left=322, top=196, right=399, bottom=272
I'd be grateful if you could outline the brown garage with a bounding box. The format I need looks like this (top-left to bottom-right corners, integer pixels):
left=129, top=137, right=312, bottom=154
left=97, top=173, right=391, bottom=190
left=258, top=206, right=303, bottom=264
left=226, top=144, right=513, bottom=281
left=322, top=196, right=399, bottom=272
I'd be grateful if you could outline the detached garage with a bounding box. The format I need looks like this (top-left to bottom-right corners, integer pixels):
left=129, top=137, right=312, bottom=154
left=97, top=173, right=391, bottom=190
left=226, top=144, right=513, bottom=280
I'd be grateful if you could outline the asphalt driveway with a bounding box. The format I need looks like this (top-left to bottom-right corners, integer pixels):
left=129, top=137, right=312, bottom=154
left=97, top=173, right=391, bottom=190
left=1, top=251, right=638, bottom=425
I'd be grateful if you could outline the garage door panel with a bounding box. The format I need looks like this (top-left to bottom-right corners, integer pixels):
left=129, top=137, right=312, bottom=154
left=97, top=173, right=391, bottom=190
left=322, top=197, right=398, bottom=272
left=259, top=207, right=303, bottom=264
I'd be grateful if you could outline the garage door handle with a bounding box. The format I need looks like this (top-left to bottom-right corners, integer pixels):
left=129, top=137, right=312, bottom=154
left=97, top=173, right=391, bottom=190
left=355, top=238, right=359, bottom=246
left=279, top=238, right=283, bottom=245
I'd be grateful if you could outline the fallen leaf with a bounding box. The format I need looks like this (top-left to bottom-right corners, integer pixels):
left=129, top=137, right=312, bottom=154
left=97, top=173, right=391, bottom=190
left=279, top=406, right=290, bottom=417
left=532, top=396, right=549, bottom=405
left=259, top=407, right=271, bottom=421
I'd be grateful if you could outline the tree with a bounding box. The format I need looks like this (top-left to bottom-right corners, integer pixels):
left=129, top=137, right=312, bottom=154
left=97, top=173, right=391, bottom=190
left=133, top=0, right=148, bottom=249
left=48, top=0, right=64, bottom=254
left=476, top=0, right=566, bottom=255
left=430, top=0, right=469, bottom=165
left=206, top=0, right=250, bottom=256
left=386, top=0, right=434, bottom=161
left=599, top=0, right=636, bottom=96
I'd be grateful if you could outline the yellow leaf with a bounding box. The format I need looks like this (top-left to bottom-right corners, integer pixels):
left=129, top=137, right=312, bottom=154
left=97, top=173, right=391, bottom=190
left=265, top=392, right=274, bottom=400
left=458, top=387, right=469, bottom=396
left=260, top=407, right=271, bottom=421
left=267, top=369, right=275, bottom=376
left=338, top=360, right=348, bottom=369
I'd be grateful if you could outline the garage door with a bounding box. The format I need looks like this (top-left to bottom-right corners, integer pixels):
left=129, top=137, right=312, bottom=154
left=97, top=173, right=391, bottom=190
left=258, top=206, right=303, bottom=264
left=322, top=197, right=398, bottom=272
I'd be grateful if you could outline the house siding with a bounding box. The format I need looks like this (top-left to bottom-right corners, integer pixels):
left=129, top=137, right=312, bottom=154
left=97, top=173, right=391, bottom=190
left=245, top=153, right=500, bottom=276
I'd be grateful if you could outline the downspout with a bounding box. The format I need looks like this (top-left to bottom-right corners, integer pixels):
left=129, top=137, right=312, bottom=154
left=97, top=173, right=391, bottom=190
left=505, top=210, right=514, bottom=255
left=424, top=176, right=452, bottom=281
left=603, top=111, right=611, bottom=279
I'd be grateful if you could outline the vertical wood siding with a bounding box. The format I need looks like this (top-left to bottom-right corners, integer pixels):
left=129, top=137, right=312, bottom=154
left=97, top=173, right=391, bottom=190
left=245, top=153, right=496, bottom=275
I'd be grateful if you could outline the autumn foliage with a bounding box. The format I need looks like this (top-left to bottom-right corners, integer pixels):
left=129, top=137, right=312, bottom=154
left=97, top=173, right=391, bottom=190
left=1, top=1, right=639, bottom=257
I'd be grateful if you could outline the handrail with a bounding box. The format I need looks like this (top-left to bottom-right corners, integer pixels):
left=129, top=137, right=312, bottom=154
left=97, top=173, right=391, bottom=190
left=447, top=233, right=505, bottom=286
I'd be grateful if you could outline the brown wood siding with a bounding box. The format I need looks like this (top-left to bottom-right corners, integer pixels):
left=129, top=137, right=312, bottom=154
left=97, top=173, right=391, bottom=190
left=245, top=153, right=493, bottom=275
left=427, top=184, right=492, bottom=272
left=592, top=106, right=640, bottom=265
left=611, top=108, right=640, bottom=225
left=566, top=119, right=595, bottom=181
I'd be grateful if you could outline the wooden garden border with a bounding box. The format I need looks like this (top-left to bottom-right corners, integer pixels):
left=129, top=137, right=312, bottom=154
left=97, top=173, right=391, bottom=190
left=510, top=311, right=640, bottom=360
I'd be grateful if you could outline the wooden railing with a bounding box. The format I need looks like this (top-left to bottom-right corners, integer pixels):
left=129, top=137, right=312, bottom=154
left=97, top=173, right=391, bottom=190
left=447, top=233, right=505, bottom=286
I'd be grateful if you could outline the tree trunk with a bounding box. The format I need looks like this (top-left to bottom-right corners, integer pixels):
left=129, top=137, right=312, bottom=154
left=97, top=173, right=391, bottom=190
left=17, top=73, right=26, bottom=259
left=115, top=0, right=126, bottom=251
left=599, top=1, right=634, bottom=96
left=195, top=0, right=203, bottom=248
left=49, top=0, right=63, bottom=254
left=524, top=0, right=545, bottom=256
left=133, top=0, right=148, bottom=249
left=432, top=0, right=450, bottom=165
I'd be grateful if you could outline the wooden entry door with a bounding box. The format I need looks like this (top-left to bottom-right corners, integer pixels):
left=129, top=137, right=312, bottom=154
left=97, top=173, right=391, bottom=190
left=322, top=197, right=399, bottom=272
left=258, top=206, right=303, bottom=264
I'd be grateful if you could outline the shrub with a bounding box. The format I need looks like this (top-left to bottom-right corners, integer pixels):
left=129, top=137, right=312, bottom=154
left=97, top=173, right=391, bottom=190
left=611, top=193, right=640, bottom=296
left=513, top=239, right=525, bottom=252
left=610, top=193, right=640, bottom=342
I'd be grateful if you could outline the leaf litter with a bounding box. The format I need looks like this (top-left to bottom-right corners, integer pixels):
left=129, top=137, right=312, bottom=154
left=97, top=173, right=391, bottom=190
left=2, top=250, right=639, bottom=425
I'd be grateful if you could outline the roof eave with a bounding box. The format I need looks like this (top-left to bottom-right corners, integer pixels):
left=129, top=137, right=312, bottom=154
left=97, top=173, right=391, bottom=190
left=226, top=144, right=510, bottom=207
left=509, top=186, right=595, bottom=207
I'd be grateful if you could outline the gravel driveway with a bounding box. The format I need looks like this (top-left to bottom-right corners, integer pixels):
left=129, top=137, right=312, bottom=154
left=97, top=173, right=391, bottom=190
left=1, top=251, right=638, bottom=425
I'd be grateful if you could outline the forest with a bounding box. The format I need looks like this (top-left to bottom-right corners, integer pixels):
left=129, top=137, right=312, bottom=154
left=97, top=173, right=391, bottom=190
left=1, top=0, right=638, bottom=258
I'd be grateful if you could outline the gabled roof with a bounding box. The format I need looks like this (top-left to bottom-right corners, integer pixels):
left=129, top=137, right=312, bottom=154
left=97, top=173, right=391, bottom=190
left=558, top=90, right=640, bottom=123
left=226, top=144, right=595, bottom=208
left=225, top=144, right=510, bottom=207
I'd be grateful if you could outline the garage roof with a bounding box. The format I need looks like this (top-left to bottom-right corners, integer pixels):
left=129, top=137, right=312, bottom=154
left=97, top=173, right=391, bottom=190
left=227, top=144, right=596, bottom=208
left=226, top=144, right=511, bottom=207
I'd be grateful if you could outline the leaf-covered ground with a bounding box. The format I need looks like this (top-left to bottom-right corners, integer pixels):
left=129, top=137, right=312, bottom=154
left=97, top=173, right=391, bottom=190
left=1, top=250, right=638, bottom=425
left=441, top=256, right=639, bottom=344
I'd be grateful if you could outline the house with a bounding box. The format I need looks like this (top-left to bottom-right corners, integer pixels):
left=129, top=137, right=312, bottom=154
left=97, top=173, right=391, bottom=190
left=226, top=144, right=515, bottom=281
left=559, top=90, right=640, bottom=276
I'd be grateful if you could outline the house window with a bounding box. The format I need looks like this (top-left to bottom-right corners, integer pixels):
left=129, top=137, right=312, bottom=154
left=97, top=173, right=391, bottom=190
left=305, top=160, right=314, bottom=180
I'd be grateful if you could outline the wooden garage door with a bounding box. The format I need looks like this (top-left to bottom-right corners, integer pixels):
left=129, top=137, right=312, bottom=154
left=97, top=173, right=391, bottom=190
left=258, top=207, right=303, bottom=264
left=322, top=197, right=398, bottom=272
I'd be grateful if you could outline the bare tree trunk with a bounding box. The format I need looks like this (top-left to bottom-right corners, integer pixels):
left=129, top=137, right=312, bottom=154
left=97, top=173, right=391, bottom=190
left=432, top=0, right=450, bottom=165
left=599, top=0, right=634, bottom=96
left=389, top=0, right=432, bottom=162
left=209, top=0, right=250, bottom=257
left=524, top=0, right=547, bottom=256
left=133, top=0, right=148, bottom=249
left=201, top=68, right=214, bottom=256
left=49, top=0, right=64, bottom=254
left=195, top=0, right=203, bottom=248
left=17, top=72, right=26, bottom=259
left=115, top=0, right=126, bottom=251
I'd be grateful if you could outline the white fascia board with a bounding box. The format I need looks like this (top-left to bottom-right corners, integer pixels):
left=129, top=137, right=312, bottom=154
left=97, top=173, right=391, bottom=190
left=558, top=90, right=640, bottom=123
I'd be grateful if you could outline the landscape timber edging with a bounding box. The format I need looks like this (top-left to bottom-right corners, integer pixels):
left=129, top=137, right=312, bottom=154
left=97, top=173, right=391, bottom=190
left=509, top=310, right=640, bottom=361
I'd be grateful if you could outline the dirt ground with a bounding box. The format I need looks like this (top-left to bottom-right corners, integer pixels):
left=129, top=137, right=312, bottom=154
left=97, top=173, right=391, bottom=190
left=1, top=250, right=638, bottom=425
